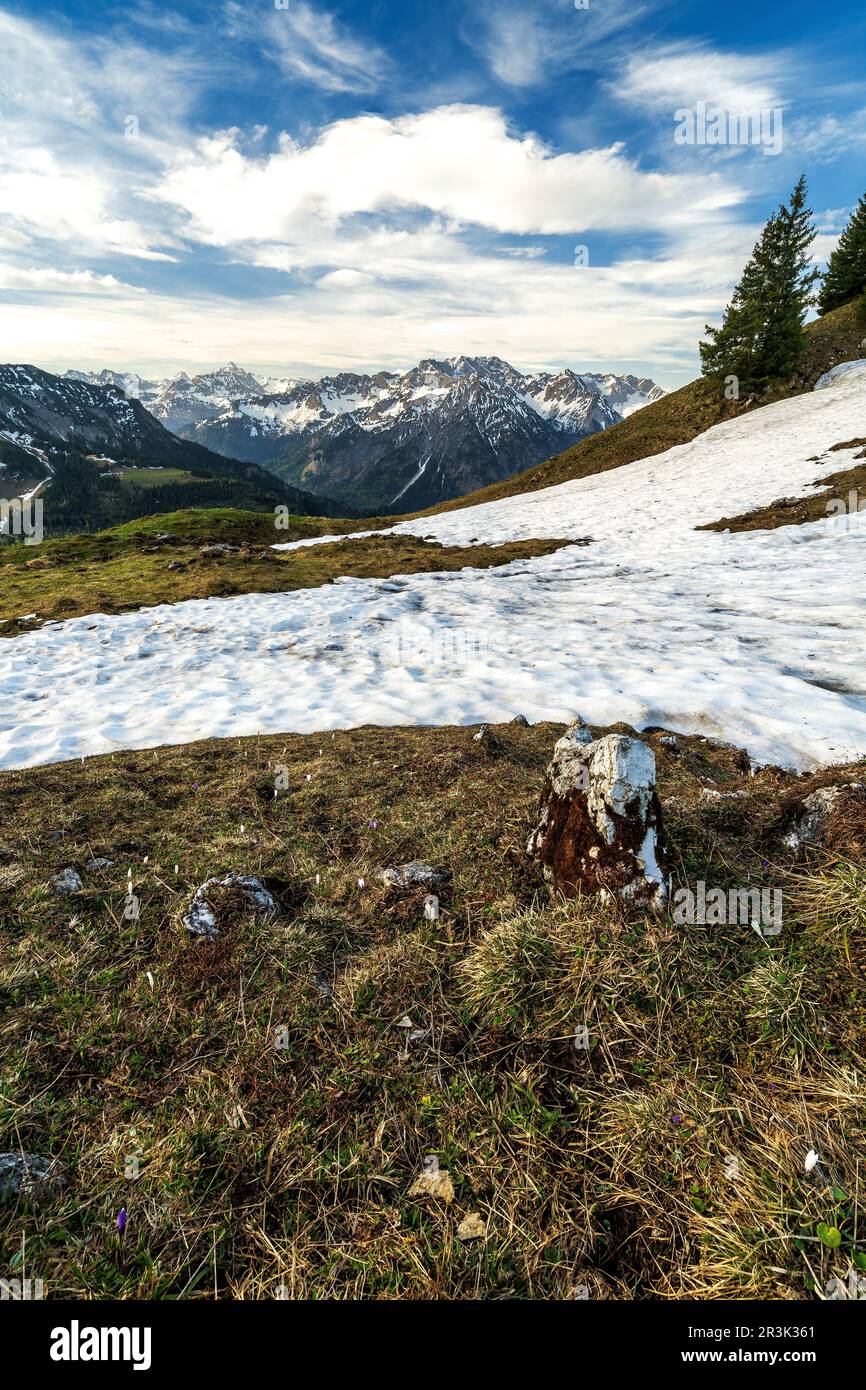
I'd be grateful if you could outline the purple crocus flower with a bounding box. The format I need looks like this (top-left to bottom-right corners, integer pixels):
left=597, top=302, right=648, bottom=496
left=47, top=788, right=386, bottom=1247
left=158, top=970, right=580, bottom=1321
left=117, top=1207, right=127, bottom=1233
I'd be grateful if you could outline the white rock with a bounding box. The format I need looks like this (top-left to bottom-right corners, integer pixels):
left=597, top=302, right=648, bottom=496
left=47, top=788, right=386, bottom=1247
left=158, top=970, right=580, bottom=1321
left=457, top=1211, right=486, bottom=1240
left=182, top=872, right=283, bottom=939
left=378, top=861, right=451, bottom=891
left=408, top=1157, right=455, bottom=1204
left=783, top=784, right=862, bottom=850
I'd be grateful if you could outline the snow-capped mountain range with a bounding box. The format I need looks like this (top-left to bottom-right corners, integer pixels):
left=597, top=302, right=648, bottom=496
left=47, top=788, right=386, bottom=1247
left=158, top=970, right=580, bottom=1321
left=0, top=364, right=342, bottom=516
left=65, top=358, right=665, bottom=513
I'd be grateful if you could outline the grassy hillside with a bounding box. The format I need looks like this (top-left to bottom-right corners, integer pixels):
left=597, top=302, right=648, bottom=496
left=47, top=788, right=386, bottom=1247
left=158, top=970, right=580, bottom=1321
left=0, top=506, right=573, bottom=634
left=32, top=450, right=345, bottom=539
left=1, top=719, right=863, bottom=1299
left=396, top=297, right=866, bottom=521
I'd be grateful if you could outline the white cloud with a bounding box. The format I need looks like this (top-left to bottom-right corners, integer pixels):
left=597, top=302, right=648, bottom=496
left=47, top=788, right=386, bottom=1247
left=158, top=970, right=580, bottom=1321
left=316, top=268, right=375, bottom=289
left=0, top=151, right=175, bottom=261
left=153, top=105, right=740, bottom=246
left=815, top=207, right=854, bottom=234
left=812, top=233, right=841, bottom=267
left=611, top=43, right=791, bottom=117
left=0, top=264, right=146, bottom=294
left=462, top=0, right=645, bottom=90
left=0, top=5, right=840, bottom=391
left=787, top=108, right=866, bottom=162
left=225, top=0, right=389, bottom=95
left=0, top=10, right=199, bottom=261
left=0, top=222, right=751, bottom=386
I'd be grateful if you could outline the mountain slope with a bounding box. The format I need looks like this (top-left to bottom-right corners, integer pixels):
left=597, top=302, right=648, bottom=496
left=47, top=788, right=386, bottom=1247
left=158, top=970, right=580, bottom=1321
left=1, top=364, right=278, bottom=480
left=0, top=365, right=345, bottom=528
left=399, top=297, right=866, bottom=521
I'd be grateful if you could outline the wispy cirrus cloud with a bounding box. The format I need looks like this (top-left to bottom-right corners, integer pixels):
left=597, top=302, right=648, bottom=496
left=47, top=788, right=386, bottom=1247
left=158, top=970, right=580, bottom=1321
left=460, top=0, right=649, bottom=89
left=610, top=42, right=793, bottom=116
left=787, top=107, right=866, bottom=162
left=0, top=9, right=202, bottom=260
left=224, top=0, right=390, bottom=95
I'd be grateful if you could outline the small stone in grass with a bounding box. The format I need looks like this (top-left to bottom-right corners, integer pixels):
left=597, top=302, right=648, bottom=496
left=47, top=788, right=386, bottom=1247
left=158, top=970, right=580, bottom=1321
left=0, top=1153, right=67, bottom=1202
left=51, top=867, right=83, bottom=895
left=408, top=1158, right=455, bottom=1205
left=378, top=861, right=451, bottom=891
left=182, top=872, right=283, bottom=940
left=783, top=784, right=864, bottom=850
left=457, top=1211, right=485, bottom=1241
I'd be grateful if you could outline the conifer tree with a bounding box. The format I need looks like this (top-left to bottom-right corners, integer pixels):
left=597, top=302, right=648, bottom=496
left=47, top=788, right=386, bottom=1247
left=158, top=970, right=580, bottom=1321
left=817, top=192, right=866, bottom=316
left=700, top=176, right=818, bottom=395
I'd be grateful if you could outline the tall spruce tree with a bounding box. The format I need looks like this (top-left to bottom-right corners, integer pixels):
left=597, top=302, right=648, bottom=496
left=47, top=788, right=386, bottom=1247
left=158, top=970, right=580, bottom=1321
left=817, top=192, right=866, bottom=316
left=700, top=175, right=818, bottom=395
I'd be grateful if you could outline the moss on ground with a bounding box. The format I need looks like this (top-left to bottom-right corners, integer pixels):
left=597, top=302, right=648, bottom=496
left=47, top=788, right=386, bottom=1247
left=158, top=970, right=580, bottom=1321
left=1, top=719, right=864, bottom=1299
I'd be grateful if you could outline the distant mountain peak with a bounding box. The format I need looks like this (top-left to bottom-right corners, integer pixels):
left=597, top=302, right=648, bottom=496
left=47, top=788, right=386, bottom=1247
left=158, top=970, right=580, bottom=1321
left=58, top=356, right=666, bottom=514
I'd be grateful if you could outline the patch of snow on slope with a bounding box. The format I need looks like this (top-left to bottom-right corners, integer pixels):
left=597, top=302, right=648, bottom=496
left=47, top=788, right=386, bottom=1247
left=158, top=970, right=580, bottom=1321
left=814, top=359, right=866, bottom=391
left=1, top=364, right=865, bottom=772
left=272, top=529, right=386, bottom=553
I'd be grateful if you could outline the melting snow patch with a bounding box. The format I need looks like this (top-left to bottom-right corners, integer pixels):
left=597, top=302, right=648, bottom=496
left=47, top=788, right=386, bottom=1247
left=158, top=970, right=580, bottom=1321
left=814, top=359, right=866, bottom=391
left=2, top=366, right=866, bottom=771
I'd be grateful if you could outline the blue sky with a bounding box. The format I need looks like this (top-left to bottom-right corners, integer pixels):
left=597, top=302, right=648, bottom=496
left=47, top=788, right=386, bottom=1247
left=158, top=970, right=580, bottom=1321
left=0, top=0, right=864, bottom=385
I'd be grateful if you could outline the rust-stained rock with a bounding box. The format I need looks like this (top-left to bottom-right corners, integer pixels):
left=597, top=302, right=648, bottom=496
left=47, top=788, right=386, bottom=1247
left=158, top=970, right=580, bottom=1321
left=527, top=727, right=668, bottom=908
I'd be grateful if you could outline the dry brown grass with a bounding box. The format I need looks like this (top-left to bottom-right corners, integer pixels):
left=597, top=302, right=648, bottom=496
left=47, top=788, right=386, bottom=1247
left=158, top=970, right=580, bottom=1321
left=1, top=720, right=864, bottom=1299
